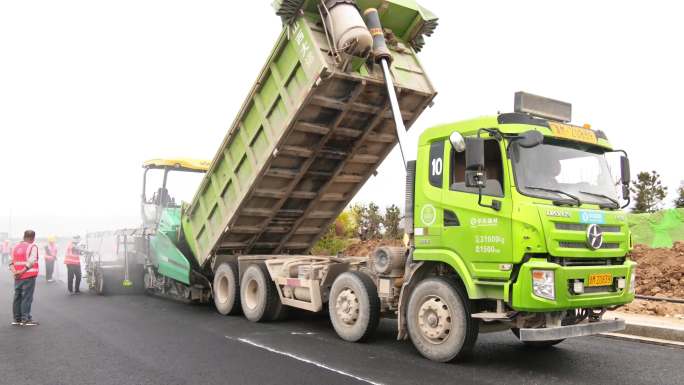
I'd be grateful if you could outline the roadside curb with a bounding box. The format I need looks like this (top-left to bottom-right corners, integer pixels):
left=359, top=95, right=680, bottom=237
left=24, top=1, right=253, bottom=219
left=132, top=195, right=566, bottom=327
left=601, top=332, right=684, bottom=349
left=621, top=322, right=684, bottom=342
left=602, top=311, right=684, bottom=348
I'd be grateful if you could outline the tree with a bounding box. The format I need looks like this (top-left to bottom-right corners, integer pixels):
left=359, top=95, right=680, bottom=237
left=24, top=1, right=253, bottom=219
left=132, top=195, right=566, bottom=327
left=350, top=203, right=365, bottom=238
left=334, top=209, right=357, bottom=237
left=631, top=171, right=668, bottom=213
left=675, top=183, right=684, bottom=208
left=384, top=204, right=402, bottom=240
left=353, top=203, right=383, bottom=240
left=364, top=203, right=383, bottom=240
left=312, top=208, right=356, bottom=255
left=311, top=223, right=349, bottom=256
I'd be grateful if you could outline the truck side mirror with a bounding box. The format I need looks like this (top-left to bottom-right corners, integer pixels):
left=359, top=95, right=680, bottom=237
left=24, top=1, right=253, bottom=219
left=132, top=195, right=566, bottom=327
left=465, top=137, right=486, bottom=188
left=518, top=130, right=544, bottom=148
left=620, top=156, right=631, bottom=200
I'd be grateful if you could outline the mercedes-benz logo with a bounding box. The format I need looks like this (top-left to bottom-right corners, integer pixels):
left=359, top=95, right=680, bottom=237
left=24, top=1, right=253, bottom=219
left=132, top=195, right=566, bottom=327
left=586, top=224, right=604, bottom=250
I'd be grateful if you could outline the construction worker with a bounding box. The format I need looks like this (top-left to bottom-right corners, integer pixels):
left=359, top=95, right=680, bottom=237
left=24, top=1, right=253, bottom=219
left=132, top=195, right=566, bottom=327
left=1, top=239, right=10, bottom=265
left=9, top=230, right=40, bottom=326
left=44, top=236, right=58, bottom=282
left=64, top=235, right=82, bottom=294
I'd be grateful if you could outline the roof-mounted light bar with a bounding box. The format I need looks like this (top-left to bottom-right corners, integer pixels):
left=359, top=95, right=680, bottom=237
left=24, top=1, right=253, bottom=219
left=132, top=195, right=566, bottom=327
left=514, top=92, right=572, bottom=123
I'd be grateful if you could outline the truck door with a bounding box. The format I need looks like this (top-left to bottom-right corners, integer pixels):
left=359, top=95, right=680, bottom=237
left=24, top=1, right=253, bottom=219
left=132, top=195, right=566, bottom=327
left=413, top=140, right=445, bottom=248
left=441, top=138, right=513, bottom=281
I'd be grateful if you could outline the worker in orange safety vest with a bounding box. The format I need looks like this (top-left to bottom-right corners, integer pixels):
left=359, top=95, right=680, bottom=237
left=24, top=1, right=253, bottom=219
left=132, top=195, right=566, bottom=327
left=64, top=235, right=83, bottom=294
left=9, top=230, right=40, bottom=326
left=44, top=236, right=58, bottom=282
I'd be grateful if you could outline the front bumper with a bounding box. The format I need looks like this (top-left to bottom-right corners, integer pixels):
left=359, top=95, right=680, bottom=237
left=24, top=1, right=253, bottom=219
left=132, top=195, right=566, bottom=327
left=511, top=258, right=636, bottom=311
left=519, top=318, right=626, bottom=341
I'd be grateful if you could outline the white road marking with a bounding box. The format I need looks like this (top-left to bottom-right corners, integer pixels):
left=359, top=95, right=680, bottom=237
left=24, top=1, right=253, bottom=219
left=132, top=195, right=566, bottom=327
left=225, top=336, right=383, bottom=385
left=290, top=331, right=316, bottom=335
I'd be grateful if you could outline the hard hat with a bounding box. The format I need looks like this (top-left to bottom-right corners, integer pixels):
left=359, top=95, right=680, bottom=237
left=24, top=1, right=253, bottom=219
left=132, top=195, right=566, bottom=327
left=48, top=236, right=56, bottom=243
left=73, top=235, right=81, bottom=241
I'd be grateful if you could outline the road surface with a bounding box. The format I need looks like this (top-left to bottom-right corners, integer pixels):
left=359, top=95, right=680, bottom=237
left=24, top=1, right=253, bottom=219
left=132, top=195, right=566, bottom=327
left=1, top=272, right=681, bottom=385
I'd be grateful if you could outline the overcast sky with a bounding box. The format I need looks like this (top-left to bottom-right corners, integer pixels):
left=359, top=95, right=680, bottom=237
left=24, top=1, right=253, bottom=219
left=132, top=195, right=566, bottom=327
left=1, top=0, right=683, bottom=237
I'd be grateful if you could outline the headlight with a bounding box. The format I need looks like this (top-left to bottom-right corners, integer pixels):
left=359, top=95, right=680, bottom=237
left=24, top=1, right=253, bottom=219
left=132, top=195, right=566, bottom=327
left=629, top=270, right=636, bottom=294
left=532, top=270, right=555, bottom=300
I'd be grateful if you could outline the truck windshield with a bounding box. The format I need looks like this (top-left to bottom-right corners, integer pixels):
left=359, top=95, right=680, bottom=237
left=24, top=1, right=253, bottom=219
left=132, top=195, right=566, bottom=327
left=511, top=139, right=619, bottom=206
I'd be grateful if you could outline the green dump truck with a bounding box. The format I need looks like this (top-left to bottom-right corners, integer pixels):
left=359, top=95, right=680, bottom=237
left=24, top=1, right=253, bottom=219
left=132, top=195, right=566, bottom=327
left=109, top=1, right=636, bottom=362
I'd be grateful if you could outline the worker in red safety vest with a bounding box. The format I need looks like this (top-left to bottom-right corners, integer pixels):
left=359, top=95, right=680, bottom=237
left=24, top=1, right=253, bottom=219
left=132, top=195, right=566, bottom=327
left=64, top=235, right=83, bottom=294
left=44, top=236, right=58, bottom=282
left=9, top=230, right=40, bottom=326
left=1, top=239, right=11, bottom=266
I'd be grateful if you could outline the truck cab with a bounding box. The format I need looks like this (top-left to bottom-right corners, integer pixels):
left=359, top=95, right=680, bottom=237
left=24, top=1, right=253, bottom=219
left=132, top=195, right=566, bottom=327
left=406, top=93, right=634, bottom=358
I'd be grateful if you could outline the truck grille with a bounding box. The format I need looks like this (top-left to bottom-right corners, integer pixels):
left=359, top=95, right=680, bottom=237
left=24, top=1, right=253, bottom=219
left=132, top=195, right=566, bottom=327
left=558, top=241, right=620, bottom=249
left=555, top=223, right=621, bottom=233
left=549, top=256, right=626, bottom=266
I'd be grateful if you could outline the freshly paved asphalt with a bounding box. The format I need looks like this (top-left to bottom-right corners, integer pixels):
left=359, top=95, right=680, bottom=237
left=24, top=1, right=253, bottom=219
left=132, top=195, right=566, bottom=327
left=1, top=272, right=682, bottom=385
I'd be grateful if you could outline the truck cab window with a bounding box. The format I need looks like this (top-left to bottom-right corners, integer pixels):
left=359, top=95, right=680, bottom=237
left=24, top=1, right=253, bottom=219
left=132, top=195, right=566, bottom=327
left=450, top=139, right=504, bottom=197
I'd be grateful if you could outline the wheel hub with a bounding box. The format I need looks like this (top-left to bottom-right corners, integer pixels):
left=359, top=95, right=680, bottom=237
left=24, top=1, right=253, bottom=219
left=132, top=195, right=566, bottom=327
left=335, top=288, right=359, bottom=325
left=216, top=275, right=229, bottom=303
left=417, top=296, right=452, bottom=344
left=245, top=279, right=259, bottom=310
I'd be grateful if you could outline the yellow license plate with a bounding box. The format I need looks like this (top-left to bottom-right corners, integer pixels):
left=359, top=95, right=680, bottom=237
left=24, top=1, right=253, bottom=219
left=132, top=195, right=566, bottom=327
left=588, top=273, right=613, bottom=287
left=549, top=122, right=598, bottom=144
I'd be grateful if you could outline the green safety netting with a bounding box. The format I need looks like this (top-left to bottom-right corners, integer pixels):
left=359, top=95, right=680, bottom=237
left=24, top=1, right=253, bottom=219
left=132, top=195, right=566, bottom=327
left=627, top=208, right=684, bottom=248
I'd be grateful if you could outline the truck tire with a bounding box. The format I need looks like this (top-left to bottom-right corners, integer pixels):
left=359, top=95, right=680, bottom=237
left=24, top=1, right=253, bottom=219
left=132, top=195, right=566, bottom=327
left=329, top=272, right=380, bottom=342
left=240, top=264, right=281, bottom=322
left=95, top=268, right=105, bottom=295
left=213, top=261, right=241, bottom=315
left=511, top=328, right=565, bottom=348
left=143, top=270, right=155, bottom=295
left=407, top=277, right=479, bottom=362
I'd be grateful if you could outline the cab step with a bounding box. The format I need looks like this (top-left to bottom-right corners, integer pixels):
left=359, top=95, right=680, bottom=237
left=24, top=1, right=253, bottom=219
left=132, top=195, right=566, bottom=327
left=471, top=312, right=516, bottom=321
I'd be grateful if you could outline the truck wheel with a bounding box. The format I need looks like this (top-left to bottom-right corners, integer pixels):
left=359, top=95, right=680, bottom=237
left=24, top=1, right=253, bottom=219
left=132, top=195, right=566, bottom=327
left=511, top=328, right=565, bottom=347
left=407, top=277, right=479, bottom=362
left=213, top=261, right=241, bottom=315
left=143, top=271, right=154, bottom=294
left=240, top=264, right=281, bottom=322
left=329, top=272, right=380, bottom=342
left=95, top=269, right=105, bottom=295
left=129, top=263, right=147, bottom=294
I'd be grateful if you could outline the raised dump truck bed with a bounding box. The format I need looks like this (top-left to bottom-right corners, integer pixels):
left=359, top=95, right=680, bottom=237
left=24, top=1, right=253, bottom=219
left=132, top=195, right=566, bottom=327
left=182, top=11, right=436, bottom=267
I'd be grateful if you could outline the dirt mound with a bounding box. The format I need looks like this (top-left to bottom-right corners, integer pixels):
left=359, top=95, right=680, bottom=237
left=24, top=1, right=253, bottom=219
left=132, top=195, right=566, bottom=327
left=620, top=299, right=684, bottom=319
left=629, top=242, right=684, bottom=298
left=342, top=239, right=403, bottom=257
